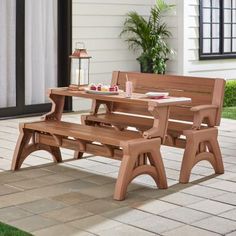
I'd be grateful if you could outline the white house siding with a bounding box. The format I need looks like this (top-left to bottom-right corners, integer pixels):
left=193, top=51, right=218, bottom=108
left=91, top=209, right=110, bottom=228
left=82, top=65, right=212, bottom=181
left=72, top=0, right=181, bottom=110
left=73, top=0, right=155, bottom=85
left=186, top=0, right=236, bottom=79
left=164, top=0, right=185, bottom=75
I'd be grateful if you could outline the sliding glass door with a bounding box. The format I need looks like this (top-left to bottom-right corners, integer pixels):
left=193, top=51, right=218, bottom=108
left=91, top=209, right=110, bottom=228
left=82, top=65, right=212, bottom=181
left=0, top=0, right=16, bottom=109
left=25, top=0, right=58, bottom=105
left=0, top=0, right=71, bottom=118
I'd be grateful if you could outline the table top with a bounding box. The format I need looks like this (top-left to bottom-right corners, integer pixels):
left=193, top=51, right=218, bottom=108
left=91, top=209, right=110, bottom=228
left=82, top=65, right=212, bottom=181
left=49, top=87, right=191, bottom=107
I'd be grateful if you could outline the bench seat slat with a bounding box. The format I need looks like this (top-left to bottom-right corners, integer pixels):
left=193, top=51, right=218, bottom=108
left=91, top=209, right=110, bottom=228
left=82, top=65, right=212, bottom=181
left=86, top=113, right=193, bottom=134
left=25, top=121, right=142, bottom=146
left=87, top=113, right=153, bottom=129
left=112, top=103, right=195, bottom=122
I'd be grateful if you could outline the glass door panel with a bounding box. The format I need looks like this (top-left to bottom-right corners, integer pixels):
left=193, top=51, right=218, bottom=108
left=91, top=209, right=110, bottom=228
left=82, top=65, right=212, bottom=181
left=25, top=0, right=58, bottom=105
left=0, top=0, right=71, bottom=118
left=0, top=0, right=16, bottom=108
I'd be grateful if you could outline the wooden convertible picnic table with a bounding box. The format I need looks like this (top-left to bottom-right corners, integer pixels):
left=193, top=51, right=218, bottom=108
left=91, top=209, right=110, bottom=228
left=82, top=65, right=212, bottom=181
left=46, top=88, right=191, bottom=140
left=12, top=87, right=191, bottom=200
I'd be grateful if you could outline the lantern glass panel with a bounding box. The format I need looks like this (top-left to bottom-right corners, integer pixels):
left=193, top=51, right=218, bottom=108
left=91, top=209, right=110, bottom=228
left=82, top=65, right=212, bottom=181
left=70, top=58, right=90, bottom=86
left=70, top=58, right=80, bottom=85
left=80, top=58, right=89, bottom=85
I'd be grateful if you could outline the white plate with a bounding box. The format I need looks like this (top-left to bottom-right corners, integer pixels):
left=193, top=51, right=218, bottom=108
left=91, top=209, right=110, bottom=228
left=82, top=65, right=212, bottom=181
left=85, top=89, right=119, bottom=95
left=145, top=92, right=169, bottom=97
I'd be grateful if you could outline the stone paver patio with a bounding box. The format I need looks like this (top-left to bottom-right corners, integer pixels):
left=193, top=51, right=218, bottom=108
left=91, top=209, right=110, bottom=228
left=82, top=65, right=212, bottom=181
left=0, top=113, right=235, bottom=235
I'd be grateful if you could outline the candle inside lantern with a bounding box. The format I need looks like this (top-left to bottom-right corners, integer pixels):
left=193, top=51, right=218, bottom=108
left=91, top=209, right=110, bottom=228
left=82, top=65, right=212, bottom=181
left=75, top=69, right=85, bottom=85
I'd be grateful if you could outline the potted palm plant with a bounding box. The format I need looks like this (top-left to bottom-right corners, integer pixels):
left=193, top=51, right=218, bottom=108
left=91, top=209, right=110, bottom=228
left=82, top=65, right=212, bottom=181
left=120, top=0, right=174, bottom=74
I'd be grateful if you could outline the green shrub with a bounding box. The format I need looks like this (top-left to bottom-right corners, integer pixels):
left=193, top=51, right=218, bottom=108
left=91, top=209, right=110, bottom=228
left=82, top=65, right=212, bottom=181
left=223, top=80, right=236, bottom=107
left=0, top=222, right=32, bottom=236
left=222, top=107, right=236, bottom=120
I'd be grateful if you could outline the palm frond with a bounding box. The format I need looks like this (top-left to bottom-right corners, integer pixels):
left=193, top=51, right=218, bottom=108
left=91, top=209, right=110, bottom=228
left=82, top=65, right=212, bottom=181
left=120, top=0, right=175, bottom=74
left=150, top=0, right=174, bottom=34
left=156, top=23, right=172, bottom=38
left=125, top=37, right=143, bottom=51
left=120, top=12, right=152, bottom=51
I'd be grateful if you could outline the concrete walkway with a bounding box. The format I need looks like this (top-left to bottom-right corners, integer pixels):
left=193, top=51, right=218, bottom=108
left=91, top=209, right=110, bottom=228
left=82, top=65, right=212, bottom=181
left=0, top=113, right=235, bottom=236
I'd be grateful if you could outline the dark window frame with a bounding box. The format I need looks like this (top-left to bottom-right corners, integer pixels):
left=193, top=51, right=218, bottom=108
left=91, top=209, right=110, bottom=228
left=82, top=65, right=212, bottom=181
left=0, top=0, right=72, bottom=119
left=199, top=0, right=236, bottom=60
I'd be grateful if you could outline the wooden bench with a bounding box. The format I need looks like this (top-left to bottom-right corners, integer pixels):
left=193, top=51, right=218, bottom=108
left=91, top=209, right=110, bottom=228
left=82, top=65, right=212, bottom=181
left=82, top=71, right=226, bottom=183
left=12, top=88, right=191, bottom=200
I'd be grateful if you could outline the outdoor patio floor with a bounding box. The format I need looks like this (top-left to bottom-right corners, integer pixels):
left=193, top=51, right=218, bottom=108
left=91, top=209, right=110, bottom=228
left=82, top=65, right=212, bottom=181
left=0, top=113, right=235, bottom=236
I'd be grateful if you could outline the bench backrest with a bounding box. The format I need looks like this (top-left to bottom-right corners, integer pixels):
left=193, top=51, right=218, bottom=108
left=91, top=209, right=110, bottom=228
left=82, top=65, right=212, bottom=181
left=111, top=71, right=225, bottom=126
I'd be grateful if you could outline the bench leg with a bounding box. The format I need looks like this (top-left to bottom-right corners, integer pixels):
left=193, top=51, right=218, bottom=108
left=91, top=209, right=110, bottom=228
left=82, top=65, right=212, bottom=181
left=11, top=124, right=33, bottom=170
left=49, top=146, right=62, bottom=163
left=12, top=124, right=62, bottom=170
left=147, top=150, right=168, bottom=189
left=114, top=152, right=138, bottom=201
left=114, top=138, right=167, bottom=201
left=74, top=151, right=84, bottom=159
left=179, top=128, right=224, bottom=183
left=81, top=115, right=89, bottom=125
left=179, top=135, right=198, bottom=183
left=208, top=138, right=224, bottom=174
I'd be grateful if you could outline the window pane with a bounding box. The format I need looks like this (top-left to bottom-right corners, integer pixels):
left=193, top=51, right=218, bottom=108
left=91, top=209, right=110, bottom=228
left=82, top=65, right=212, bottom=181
left=224, top=0, right=232, bottom=8
left=233, top=0, right=236, bottom=8
left=203, top=9, right=211, bottom=23
left=212, top=9, right=220, bottom=23
left=212, top=24, right=220, bottom=37
left=203, top=39, right=211, bottom=53
left=233, top=39, right=236, bottom=51
left=212, top=39, right=220, bottom=52
left=233, top=24, right=236, bottom=37
left=224, top=24, right=232, bottom=37
left=233, top=10, right=236, bottom=23
left=224, top=10, right=232, bottom=23
left=203, top=24, right=211, bottom=37
left=203, top=0, right=211, bottom=8
left=224, top=39, right=231, bottom=52
left=212, top=0, right=220, bottom=8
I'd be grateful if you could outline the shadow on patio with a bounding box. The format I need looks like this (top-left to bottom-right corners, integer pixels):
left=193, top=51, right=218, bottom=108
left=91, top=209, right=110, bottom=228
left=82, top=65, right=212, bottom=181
left=0, top=113, right=235, bottom=235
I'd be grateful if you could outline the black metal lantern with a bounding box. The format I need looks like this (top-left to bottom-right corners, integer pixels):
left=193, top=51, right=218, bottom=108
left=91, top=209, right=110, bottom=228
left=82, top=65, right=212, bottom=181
left=69, top=42, right=91, bottom=90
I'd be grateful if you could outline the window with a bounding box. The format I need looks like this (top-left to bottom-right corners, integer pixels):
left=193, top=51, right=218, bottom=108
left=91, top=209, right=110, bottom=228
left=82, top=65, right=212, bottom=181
left=199, top=0, right=236, bottom=59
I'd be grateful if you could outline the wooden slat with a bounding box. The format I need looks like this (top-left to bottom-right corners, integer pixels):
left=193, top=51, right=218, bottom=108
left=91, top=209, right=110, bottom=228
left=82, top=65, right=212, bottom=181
left=112, top=103, right=194, bottom=122
left=86, top=143, right=123, bottom=160
left=117, top=71, right=216, bottom=93
left=50, top=89, right=191, bottom=107
left=37, top=133, right=123, bottom=160
left=87, top=113, right=153, bottom=129
left=212, top=79, right=226, bottom=125
left=112, top=103, right=151, bottom=116
left=165, top=138, right=186, bottom=149
left=86, top=113, right=194, bottom=134
left=25, top=121, right=142, bottom=146
left=169, top=106, right=194, bottom=122
left=133, top=88, right=213, bottom=106
left=108, top=71, right=225, bottom=124
left=112, top=103, right=193, bottom=122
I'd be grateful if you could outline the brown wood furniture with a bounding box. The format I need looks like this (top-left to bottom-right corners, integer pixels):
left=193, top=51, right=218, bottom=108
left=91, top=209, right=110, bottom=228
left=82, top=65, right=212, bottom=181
left=11, top=87, right=190, bottom=200
left=82, top=71, right=225, bottom=184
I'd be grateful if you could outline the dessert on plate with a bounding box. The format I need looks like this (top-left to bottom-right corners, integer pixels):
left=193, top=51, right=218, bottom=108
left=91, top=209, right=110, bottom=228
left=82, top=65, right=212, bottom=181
left=88, top=83, right=119, bottom=92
